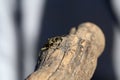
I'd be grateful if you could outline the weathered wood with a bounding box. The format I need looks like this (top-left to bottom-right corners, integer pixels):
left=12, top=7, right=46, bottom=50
left=25, top=22, right=105, bottom=80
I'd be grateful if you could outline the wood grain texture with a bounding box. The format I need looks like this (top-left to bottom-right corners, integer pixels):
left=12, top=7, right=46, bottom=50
left=25, top=22, right=105, bottom=80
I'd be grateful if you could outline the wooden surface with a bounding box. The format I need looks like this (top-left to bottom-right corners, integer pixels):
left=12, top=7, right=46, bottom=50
left=25, top=22, right=105, bottom=80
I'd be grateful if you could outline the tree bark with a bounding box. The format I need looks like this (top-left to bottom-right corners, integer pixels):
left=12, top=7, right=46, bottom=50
left=25, top=22, right=105, bottom=80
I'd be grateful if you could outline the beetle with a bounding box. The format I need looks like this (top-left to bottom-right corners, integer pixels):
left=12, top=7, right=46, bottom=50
left=41, top=36, right=63, bottom=51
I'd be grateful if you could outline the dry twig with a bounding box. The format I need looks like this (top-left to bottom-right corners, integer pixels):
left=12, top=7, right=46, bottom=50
left=26, top=22, right=105, bottom=80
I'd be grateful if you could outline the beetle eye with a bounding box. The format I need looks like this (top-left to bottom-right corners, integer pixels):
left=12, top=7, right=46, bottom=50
left=50, top=43, right=53, bottom=46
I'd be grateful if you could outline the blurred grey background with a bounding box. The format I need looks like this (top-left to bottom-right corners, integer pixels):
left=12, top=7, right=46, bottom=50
left=0, top=0, right=120, bottom=80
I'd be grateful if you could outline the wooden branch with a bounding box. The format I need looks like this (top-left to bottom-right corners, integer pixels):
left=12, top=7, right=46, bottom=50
left=25, top=22, right=105, bottom=80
